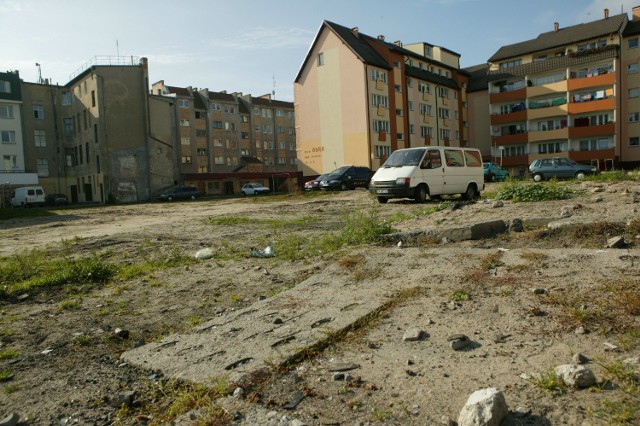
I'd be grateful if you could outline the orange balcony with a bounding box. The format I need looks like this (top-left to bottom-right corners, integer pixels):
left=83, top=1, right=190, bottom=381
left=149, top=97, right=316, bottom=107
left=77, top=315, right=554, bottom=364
left=490, top=88, right=527, bottom=104
left=568, top=123, right=615, bottom=139
left=569, top=148, right=615, bottom=162
left=492, top=132, right=528, bottom=145
left=567, top=98, right=614, bottom=115
left=527, top=105, right=568, bottom=121
left=527, top=80, right=568, bottom=98
left=499, top=155, right=528, bottom=168
left=490, top=110, right=527, bottom=125
left=567, top=72, right=614, bottom=91
left=528, top=127, right=569, bottom=143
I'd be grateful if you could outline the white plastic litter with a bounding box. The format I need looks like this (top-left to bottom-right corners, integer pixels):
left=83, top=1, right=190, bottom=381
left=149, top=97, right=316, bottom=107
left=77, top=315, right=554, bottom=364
left=195, top=248, right=214, bottom=259
left=252, top=245, right=275, bottom=258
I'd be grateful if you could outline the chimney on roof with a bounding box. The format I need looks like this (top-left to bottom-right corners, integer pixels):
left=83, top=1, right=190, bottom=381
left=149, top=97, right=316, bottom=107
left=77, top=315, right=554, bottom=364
left=634, top=6, right=640, bottom=21
left=351, top=27, right=359, bottom=36
left=604, top=8, right=609, bottom=19
left=377, top=35, right=385, bottom=41
left=554, top=22, right=559, bottom=32
left=394, top=40, right=402, bottom=47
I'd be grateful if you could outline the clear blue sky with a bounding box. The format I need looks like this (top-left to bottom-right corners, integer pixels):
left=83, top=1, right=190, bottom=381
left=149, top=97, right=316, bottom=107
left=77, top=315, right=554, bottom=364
left=2, top=0, right=637, bottom=101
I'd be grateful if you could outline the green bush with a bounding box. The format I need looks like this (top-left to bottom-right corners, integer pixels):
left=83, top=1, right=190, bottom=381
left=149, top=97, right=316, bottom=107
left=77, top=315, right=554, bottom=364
left=496, top=181, right=573, bottom=202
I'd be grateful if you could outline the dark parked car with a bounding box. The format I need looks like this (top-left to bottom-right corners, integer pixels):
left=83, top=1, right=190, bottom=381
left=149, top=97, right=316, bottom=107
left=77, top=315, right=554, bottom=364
left=528, top=158, right=597, bottom=182
left=157, top=186, right=202, bottom=201
left=319, top=166, right=373, bottom=191
left=304, top=174, right=328, bottom=191
left=45, top=193, right=69, bottom=206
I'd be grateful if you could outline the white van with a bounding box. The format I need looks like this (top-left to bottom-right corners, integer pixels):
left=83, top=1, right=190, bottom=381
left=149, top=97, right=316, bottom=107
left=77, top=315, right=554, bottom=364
left=11, top=186, right=46, bottom=207
left=369, top=147, right=484, bottom=203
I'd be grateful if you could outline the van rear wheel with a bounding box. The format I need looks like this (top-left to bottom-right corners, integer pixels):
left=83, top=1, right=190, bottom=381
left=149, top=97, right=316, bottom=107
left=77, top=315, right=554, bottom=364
left=377, top=197, right=388, bottom=204
left=414, top=185, right=427, bottom=203
left=462, top=184, right=477, bottom=201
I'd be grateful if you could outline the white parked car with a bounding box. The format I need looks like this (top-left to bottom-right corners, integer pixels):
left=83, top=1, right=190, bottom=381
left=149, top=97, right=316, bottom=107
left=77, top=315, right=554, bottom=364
left=241, top=183, right=270, bottom=195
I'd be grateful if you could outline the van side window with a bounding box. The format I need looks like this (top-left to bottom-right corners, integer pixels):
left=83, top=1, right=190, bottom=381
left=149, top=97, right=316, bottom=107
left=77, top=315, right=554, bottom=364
left=421, top=150, right=442, bottom=169
left=463, top=150, right=482, bottom=167
left=444, top=149, right=464, bottom=167
left=28, top=190, right=35, bottom=195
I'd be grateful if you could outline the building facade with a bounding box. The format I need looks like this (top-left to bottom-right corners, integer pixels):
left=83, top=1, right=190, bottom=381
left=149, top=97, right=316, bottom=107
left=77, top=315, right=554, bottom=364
left=294, top=21, right=470, bottom=177
left=151, top=81, right=298, bottom=195
left=485, top=8, right=640, bottom=176
left=0, top=71, right=26, bottom=175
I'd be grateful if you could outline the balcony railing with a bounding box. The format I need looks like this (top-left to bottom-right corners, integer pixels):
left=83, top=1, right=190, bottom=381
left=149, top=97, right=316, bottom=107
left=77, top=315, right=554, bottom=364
left=69, top=55, right=142, bottom=81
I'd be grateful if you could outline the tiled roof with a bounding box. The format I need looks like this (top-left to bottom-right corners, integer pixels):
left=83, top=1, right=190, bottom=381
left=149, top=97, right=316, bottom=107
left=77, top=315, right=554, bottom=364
left=252, top=96, right=293, bottom=108
left=193, top=92, right=207, bottom=110
left=464, top=64, right=490, bottom=92
left=207, top=91, right=235, bottom=102
left=406, top=66, right=459, bottom=90
left=165, top=86, right=191, bottom=96
left=489, top=13, right=627, bottom=62
left=238, top=99, right=251, bottom=115
left=323, top=21, right=392, bottom=70
left=623, top=19, right=640, bottom=36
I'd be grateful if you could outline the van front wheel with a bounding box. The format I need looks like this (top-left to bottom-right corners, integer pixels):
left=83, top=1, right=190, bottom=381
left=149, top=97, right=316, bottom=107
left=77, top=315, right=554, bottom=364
left=377, top=197, right=388, bottom=204
left=414, top=185, right=427, bottom=203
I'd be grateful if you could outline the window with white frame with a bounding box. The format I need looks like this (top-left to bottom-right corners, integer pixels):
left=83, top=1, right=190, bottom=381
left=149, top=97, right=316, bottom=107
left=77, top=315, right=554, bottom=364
left=374, top=145, right=390, bottom=159
left=0, top=105, right=13, bottom=119
left=394, top=84, right=402, bottom=93
left=318, top=52, right=325, bottom=66
left=37, top=158, right=49, bottom=177
left=420, top=126, right=432, bottom=137
left=504, top=145, right=526, bottom=157
left=396, top=108, right=403, bottom=116
left=373, top=120, right=390, bottom=133
left=370, top=68, right=387, bottom=83
left=0, top=80, right=11, bottom=93
left=408, top=101, right=414, bottom=111
left=372, top=94, right=389, bottom=108
left=276, top=109, right=284, bottom=117
left=180, top=119, right=190, bottom=127
left=437, top=87, right=449, bottom=98
left=631, top=136, right=640, bottom=147
left=409, top=124, right=414, bottom=134
left=418, top=82, right=430, bottom=94
left=1, top=130, right=16, bottom=144
left=397, top=133, right=404, bottom=140
left=499, top=59, right=522, bottom=69
left=214, top=156, right=224, bottom=164
left=178, top=99, right=190, bottom=108
left=439, top=129, right=450, bottom=140
left=34, top=129, right=46, bottom=147
left=181, top=156, right=192, bottom=164
left=630, top=112, right=640, bottom=123
left=181, top=137, right=191, bottom=145
left=211, top=103, right=221, bottom=110
left=580, top=137, right=611, bottom=151
left=225, top=122, right=236, bottom=131
left=438, top=108, right=450, bottom=119
left=538, top=141, right=566, bottom=154
left=33, top=104, right=44, bottom=119
left=278, top=157, right=286, bottom=165
left=629, top=63, right=639, bottom=74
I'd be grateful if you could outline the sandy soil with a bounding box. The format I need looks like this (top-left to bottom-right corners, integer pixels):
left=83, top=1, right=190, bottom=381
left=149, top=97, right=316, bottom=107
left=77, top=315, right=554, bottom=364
left=0, top=180, right=639, bottom=425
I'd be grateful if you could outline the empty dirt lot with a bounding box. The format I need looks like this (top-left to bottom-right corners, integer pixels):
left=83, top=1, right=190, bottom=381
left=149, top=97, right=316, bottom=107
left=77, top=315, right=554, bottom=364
left=1, top=179, right=639, bottom=425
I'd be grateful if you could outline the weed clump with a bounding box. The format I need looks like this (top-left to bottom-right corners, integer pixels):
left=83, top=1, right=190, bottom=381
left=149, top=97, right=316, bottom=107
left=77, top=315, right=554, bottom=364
left=496, top=181, right=573, bottom=202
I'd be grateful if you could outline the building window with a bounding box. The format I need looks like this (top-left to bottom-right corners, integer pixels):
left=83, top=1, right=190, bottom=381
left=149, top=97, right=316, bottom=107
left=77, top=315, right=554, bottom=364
left=0, top=105, right=13, bottom=119
left=374, top=145, right=391, bottom=159
left=629, top=88, right=640, bottom=98
left=37, top=158, right=49, bottom=177
left=538, top=141, right=566, bottom=154
left=0, top=80, right=11, bottom=93
left=408, top=101, right=414, bottom=111
left=373, top=120, right=390, bottom=133
left=181, top=156, right=193, bottom=164
left=180, top=119, right=190, bottom=127
left=212, top=121, right=223, bottom=129
left=372, top=94, right=388, bottom=108
left=409, top=124, right=414, bottom=134
left=63, top=118, right=73, bottom=136
left=197, top=148, right=207, bottom=156
left=629, top=112, right=639, bottom=123
left=420, top=126, right=432, bottom=137
left=370, top=69, right=387, bottom=83
left=210, top=103, right=221, bottom=111
left=397, top=133, right=404, bottom=140
left=196, top=129, right=207, bottom=137
left=318, top=52, right=324, bottom=66
left=225, top=122, right=236, bottom=131
left=629, top=38, right=639, bottom=49
left=629, top=63, right=639, bottom=74
left=214, top=156, right=224, bottom=164
left=1, top=130, right=16, bottom=144
left=499, top=59, right=522, bottom=69
left=630, top=137, right=640, bottom=147
left=181, top=137, right=191, bottom=145
left=394, top=84, right=402, bottom=93
left=579, top=138, right=611, bottom=151
left=396, top=108, right=403, bottom=116
left=33, top=104, right=44, bottom=119
left=178, top=99, right=190, bottom=108
left=34, top=130, right=46, bottom=147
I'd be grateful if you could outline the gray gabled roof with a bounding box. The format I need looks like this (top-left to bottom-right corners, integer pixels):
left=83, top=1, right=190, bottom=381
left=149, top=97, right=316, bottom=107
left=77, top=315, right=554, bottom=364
left=489, top=13, right=627, bottom=62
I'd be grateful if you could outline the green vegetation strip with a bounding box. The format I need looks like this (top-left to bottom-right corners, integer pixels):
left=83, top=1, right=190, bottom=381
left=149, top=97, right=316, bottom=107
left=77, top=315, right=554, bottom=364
left=496, top=180, right=573, bottom=202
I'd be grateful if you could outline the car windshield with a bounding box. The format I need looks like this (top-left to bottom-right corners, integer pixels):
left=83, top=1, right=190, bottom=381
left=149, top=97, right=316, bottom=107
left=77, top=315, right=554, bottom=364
left=326, top=167, right=350, bottom=179
left=383, top=149, right=426, bottom=167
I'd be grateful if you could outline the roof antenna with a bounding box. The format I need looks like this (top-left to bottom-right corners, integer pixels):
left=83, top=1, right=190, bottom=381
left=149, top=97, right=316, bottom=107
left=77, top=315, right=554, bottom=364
left=116, top=39, right=120, bottom=58
left=272, top=74, right=276, bottom=99
left=35, top=63, right=43, bottom=84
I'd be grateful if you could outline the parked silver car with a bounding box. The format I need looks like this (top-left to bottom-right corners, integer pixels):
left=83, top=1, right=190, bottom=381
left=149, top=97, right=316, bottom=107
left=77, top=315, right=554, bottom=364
left=528, top=158, right=597, bottom=182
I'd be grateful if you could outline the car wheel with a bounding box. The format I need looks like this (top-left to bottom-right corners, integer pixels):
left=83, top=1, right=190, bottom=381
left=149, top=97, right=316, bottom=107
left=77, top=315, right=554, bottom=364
left=340, top=183, right=348, bottom=191
left=575, top=171, right=586, bottom=179
left=167, top=196, right=173, bottom=201
left=462, top=184, right=477, bottom=201
left=241, top=191, right=246, bottom=196
left=414, top=184, right=427, bottom=203
left=190, top=195, right=196, bottom=200
left=532, top=173, right=543, bottom=182
left=377, top=197, right=388, bottom=204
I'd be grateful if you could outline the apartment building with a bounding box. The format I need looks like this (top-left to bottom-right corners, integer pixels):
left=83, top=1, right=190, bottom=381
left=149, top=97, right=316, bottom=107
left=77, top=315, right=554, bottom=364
left=0, top=71, right=25, bottom=175
left=485, top=9, right=640, bottom=176
left=621, top=7, right=640, bottom=166
left=294, top=21, right=470, bottom=177
left=151, top=81, right=298, bottom=195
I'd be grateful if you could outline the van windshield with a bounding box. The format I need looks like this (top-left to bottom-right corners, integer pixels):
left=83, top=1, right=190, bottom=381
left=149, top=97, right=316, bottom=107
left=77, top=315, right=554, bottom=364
left=383, top=149, right=426, bottom=167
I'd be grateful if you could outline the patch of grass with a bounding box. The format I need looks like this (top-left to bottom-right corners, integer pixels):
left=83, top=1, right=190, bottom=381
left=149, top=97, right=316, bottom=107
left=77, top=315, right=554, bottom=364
left=413, top=201, right=457, bottom=216
left=59, top=298, right=81, bottom=310
left=3, top=383, right=20, bottom=394
left=451, top=290, right=470, bottom=301
left=585, top=169, right=640, bottom=182
left=527, top=369, right=566, bottom=395
left=188, top=316, right=203, bottom=328
left=352, top=265, right=383, bottom=282
left=229, top=294, right=243, bottom=304
left=496, top=181, right=573, bottom=202
left=481, top=252, right=505, bottom=270
left=545, top=278, right=640, bottom=332
left=588, top=398, right=639, bottom=425
left=338, top=254, right=365, bottom=270
left=207, top=216, right=253, bottom=226
left=371, top=407, right=393, bottom=421
left=115, top=377, right=230, bottom=424
left=0, top=369, right=13, bottom=382
left=0, top=349, right=19, bottom=360
left=520, top=251, right=548, bottom=265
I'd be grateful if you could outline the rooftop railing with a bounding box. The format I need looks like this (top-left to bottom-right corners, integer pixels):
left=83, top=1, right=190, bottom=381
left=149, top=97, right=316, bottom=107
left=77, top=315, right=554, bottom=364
left=68, top=55, right=141, bottom=81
